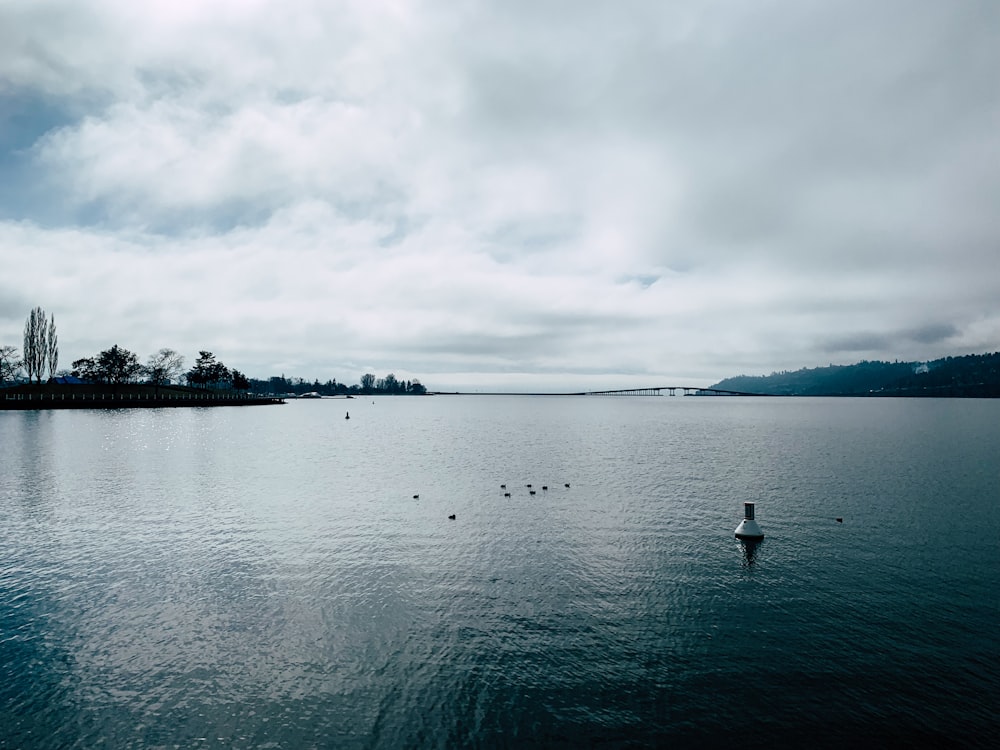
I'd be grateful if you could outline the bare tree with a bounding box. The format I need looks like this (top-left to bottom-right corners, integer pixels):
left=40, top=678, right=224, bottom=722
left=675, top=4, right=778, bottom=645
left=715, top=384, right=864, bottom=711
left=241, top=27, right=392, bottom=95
left=146, top=348, right=185, bottom=386
left=46, top=314, right=58, bottom=380
left=0, top=344, right=22, bottom=383
left=22, top=307, right=47, bottom=383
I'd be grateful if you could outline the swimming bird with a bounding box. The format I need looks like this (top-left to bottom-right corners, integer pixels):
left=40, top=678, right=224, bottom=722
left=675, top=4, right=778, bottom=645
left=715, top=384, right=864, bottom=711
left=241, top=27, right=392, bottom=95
left=526, top=484, right=532, bottom=488
left=542, top=485, right=548, bottom=490
left=836, top=517, right=843, bottom=523
left=564, top=483, right=570, bottom=488
left=529, top=490, right=536, bottom=495
left=345, top=412, right=350, bottom=420
left=413, top=494, right=419, bottom=499
left=448, top=514, right=456, bottom=520
left=500, top=484, right=506, bottom=489
left=504, top=492, right=511, bottom=497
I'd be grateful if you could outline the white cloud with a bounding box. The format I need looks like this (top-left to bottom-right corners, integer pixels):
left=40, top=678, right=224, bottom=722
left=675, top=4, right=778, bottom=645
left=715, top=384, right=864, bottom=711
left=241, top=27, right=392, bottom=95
left=1, top=0, right=999, bottom=390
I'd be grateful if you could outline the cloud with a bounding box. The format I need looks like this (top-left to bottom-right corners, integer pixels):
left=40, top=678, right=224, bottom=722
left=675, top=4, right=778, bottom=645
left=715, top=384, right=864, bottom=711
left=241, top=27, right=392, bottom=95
left=905, top=323, right=959, bottom=346
left=1, top=0, right=999, bottom=390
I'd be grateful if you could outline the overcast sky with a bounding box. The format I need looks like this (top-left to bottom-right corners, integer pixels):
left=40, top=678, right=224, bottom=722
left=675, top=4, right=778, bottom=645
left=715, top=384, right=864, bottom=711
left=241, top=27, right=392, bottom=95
left=1, top=0, right=998, bottom=391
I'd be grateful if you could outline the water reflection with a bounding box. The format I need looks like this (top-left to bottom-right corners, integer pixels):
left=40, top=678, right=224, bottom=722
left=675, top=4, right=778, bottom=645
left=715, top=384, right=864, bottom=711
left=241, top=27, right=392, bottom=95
left=739, top=538, right=762, bottom=567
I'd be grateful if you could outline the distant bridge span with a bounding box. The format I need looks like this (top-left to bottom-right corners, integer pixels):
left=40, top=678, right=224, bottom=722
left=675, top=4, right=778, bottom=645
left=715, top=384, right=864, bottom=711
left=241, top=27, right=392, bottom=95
left=581, top=386, right=763, bottom=397
left=430, top=386, right=769, bottom=396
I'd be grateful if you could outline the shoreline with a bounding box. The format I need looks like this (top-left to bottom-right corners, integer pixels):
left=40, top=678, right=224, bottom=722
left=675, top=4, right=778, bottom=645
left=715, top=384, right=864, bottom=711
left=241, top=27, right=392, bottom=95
left=1, top=387, right=285, bottom=410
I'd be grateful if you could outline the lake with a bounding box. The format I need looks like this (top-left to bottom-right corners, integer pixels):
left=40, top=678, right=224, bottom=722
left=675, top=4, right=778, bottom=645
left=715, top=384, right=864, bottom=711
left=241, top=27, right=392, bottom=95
left=1, top=396, right=998, bottom=748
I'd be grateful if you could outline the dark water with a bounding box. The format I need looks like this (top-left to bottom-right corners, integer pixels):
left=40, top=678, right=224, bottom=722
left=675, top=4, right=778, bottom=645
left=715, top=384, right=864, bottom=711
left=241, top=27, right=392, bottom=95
left=2, top=396, right=998, bottom=748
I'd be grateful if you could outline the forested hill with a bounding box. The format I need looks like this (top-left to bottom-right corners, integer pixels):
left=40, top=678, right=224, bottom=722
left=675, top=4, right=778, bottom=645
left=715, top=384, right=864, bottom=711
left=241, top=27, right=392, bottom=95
left=709, top=352, right=1000, bottom=397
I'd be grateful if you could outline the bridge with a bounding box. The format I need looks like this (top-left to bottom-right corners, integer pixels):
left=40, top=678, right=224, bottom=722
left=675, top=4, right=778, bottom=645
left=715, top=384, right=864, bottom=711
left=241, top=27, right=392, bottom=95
left=581, top=386, right=762, bottom=397
left=431, top=386, right=768, bottom=396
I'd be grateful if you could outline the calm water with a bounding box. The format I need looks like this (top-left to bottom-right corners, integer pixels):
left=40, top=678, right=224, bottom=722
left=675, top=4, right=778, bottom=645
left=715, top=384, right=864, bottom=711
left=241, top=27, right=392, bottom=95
left=1, top=396, right=998, bottom=748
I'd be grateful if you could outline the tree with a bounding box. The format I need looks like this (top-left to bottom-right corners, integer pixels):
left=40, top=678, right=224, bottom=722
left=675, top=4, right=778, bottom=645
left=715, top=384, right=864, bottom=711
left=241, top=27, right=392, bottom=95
left=22, top=307, right=47, bottom=383
left=71, top=346, right=142, bottom=385
left=231, top=369, right=250, bottom=391
left=96, top=345, right=143, bottom=385
left=382, top=373, right=399, bottom=393
left=71, top=357, right=100, bottom=382
left=269, top=375, right=289, bottom=394
left=146, top=348, right=185, bottom=386
left=22, top=307, right=57, bottom=383
left=0, top=345, right=22, bottom=383
left=46, top=314, right=58, bottom=380
left=187, top=351, right=231, bottom=389
left=360, top=373, right=376, bottom=393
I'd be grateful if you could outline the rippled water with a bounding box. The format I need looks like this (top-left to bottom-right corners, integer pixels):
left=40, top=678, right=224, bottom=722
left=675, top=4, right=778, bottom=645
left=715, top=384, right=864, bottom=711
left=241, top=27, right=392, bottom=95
left=2, top=396, right=998, bottom=748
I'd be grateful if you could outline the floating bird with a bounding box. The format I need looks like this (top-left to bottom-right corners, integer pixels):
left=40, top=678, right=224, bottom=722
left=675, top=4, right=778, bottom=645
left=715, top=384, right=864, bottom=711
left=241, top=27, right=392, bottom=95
left=413, top=494, right=419, bottom=499
left=500, top=484, right=506, bottom=489
left=836, top=517, right=843, bottom=523
left=564, top=483, right=570, bottom=488
left=345, top=412, right=350, bottom=420
left=504, top=492, right=511, bottom=497
left=542, top=485, right=548, bottom=490
left=526, top=484, right=532, bottom=488
left=448, top=514, right=456, bottom=520
left=529, top=490, right=536, bottom=495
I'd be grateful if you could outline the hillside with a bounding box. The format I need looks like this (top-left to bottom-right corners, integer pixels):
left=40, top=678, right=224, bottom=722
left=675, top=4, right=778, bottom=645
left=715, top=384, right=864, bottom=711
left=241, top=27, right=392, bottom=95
left=710, top=352, right=1000, bottom=397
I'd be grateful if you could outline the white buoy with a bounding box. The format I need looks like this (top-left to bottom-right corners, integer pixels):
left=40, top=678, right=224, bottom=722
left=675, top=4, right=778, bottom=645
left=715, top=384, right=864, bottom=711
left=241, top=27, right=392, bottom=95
left=735, top=502, right=764, bottom=540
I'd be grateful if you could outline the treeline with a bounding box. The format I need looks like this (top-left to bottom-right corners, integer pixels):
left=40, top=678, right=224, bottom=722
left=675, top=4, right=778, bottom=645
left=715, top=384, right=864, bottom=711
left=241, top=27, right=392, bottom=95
left=253, top=372, right=426, bottom=396
left=711, top=352, right=1000, bottom=397
left=71, top=347, right=250, bottom=390
left=2, top=307, right=429, bottom=395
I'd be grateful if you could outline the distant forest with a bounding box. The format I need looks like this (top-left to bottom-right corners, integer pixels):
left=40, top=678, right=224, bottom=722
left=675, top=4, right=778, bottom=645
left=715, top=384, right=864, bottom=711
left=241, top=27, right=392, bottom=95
left=710, top=352, right=1000, bottom=397
left=251, top=372, right=426, bottom=397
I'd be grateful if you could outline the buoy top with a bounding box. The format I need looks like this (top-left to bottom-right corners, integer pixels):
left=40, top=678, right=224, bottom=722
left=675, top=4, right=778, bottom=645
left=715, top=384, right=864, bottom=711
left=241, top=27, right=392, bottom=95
left=735, top=502, right=764, bottom=540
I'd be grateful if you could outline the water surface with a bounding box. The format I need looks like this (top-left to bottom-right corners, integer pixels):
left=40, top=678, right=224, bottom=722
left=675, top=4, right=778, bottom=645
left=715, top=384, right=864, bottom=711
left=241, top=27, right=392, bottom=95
left=2, top=396, right=998, bottom=748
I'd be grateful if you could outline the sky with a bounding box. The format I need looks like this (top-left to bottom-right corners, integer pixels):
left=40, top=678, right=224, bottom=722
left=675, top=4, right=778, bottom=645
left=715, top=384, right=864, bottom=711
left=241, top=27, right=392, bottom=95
left=1, top=0, right=998, bottom=392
